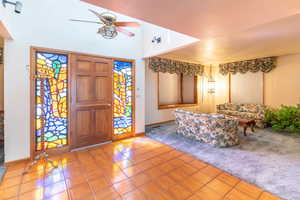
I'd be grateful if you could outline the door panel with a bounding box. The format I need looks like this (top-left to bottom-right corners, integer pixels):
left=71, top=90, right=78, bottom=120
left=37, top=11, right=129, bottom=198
left=71, top=55, right=113, bottom=148
left=95, top=77, right=109, bottom=101
left=95, top=62, right=110, bottom=73
left=76, top=75, right=93, bottom=102
left=95, top=108, right=111, bottom=139
left=76, top=110, right=92, bottom=137
left=77, top=60, right=92, bottom=73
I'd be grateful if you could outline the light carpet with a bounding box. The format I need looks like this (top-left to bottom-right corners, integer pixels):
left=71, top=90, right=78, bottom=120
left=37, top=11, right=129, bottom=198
left=0, top=143, right=6, bottom=182
left=146, top=122, right=300, bottom=200
left=0, top=166, right=6, bottom=182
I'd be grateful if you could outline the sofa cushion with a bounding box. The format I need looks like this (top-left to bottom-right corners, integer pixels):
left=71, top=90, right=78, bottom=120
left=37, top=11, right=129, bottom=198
left=218, top=110, right=240, bottom=116
left=176, top=108, right=225, bottom=119
left=235, top=111, right=257, bottom=119
left=216, top=103, right=266, bottom=128
left=217, top=104, right=226, bottom=110
left=239, top=104, right=258, bottom=113
left=224, top=103, right=240, bottom=111
left=218, top=110, right=265, bottom=120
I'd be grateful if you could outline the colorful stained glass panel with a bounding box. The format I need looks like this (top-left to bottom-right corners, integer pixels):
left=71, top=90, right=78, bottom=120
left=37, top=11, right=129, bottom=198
left=113, top=61, right=133, bottom=135
left=35, top=52, right=68, bottom=151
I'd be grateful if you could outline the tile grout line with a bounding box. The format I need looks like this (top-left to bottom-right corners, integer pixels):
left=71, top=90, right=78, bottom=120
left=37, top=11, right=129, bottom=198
left=87, top=143, right=122, bottom=199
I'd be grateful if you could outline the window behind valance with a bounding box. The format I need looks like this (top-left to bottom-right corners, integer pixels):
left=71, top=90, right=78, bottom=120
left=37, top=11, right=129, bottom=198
left=219, top=57, right=276, bottom=75
left=149, top=57, right=204, bottom=76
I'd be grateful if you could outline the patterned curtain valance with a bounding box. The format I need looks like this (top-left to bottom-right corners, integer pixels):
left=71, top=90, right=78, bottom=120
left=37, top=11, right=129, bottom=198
left=149, top=57, right=204, bottom=76
left=219, top=57, right=276, bottom=75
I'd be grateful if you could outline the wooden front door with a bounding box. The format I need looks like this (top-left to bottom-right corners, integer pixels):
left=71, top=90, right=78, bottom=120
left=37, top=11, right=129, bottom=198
left=70, top=55, right=113, bottom=148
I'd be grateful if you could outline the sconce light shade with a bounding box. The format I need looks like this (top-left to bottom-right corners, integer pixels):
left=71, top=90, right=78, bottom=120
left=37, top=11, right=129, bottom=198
left=208, top=79, right=216, bottom=94
left=207, top=65, right=216, bottom=94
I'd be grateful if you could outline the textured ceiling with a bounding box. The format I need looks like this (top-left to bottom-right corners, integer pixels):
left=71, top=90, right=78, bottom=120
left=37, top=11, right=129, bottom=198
left=161, top=14, right=300, bottom=64
left=81, top=0, right=300, bottom=64
left=81, top=0, right=300, bottom=39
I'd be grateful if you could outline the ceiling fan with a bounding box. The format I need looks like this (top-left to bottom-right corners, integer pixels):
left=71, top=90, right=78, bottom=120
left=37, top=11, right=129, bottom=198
left=70, top=9, right=140, bottom=39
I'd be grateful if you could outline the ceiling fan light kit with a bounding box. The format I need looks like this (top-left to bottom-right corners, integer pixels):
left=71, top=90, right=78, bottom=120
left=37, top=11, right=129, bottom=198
left=70, top=9, right=140, bottom=39
left=98, top=26, right=118, bottom=39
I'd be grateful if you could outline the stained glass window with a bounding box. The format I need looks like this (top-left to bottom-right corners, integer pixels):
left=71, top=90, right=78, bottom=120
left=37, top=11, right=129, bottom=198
left=113, top=61, right=133, bottom=135
left=35, top=52, right=68, bottom=151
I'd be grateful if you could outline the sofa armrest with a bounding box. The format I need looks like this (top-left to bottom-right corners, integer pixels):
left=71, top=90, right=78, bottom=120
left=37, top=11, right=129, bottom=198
left=216, top=104, right=225, bottom=111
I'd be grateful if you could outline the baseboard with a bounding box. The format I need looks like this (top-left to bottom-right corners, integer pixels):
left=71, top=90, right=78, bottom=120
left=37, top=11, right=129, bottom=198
left=4, top=157, right=31, bottom=167
left=146, top=120, right=175, bottom=127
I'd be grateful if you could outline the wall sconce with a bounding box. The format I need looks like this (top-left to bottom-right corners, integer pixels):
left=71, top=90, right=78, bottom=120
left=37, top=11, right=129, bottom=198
left=2, top=0, right=22, bottom=14
left=152, top=36, right=162, bottom=44
left=208, top=65, right=216, bottom=94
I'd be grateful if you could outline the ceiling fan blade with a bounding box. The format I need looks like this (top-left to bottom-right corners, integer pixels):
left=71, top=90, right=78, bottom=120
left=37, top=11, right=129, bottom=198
left=70, top=19, right=102, bottom=24
left=116, top=27, right=135, bottom=37
left=115, top=22, right=140, bottom=27
left=88, top=9, right=108, bottom=24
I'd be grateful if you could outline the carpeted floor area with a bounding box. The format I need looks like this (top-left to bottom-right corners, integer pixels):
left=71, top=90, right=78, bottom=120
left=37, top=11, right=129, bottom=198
left=0, top=142, right=5, bottom=182
left=0, top=166, right=6, bottom=182
left=146, top=122, right=300, bottom=200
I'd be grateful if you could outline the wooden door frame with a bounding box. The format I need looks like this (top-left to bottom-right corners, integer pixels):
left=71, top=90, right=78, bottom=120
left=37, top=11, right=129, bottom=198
left=30, top=46, right=136, bottom=158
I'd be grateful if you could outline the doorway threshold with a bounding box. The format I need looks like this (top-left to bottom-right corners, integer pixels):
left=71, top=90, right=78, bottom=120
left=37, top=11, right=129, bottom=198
left=71, top=140, right=113, bottom=152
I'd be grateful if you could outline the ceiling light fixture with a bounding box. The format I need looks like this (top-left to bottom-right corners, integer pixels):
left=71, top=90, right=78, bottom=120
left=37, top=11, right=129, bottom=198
left=2, top=0, right=22, bottom=14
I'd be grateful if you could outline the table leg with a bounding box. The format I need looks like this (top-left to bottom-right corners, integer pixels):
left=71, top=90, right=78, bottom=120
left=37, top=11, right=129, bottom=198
left=243, top=126, right=248, bottom=136
left=251, top=122, right=255, bottom=132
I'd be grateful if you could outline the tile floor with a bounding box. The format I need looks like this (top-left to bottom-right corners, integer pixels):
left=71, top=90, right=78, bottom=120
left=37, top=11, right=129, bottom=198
left=0, top=136, right=282, bottom=200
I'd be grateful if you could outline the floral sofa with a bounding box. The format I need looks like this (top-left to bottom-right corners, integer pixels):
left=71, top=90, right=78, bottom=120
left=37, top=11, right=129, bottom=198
left=216, top=103, right=266, bottom=128
left=174, top=108, right=239, bottom=147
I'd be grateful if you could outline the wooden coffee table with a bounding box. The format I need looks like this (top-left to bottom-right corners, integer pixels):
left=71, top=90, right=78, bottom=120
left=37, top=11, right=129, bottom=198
left=238, top=118, right=256, bottom=136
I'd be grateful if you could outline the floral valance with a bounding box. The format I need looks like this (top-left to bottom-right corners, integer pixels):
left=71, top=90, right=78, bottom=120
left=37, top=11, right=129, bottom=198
left=149, top=57, right=204, bottom=76
left=219, top=57, right=276, bottom=75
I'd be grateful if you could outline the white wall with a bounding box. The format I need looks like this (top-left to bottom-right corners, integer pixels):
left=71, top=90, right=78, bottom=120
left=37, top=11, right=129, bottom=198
left=0, top=5, right=8, bottom=24
left=231, top=72, right=263, bottom=104
left=208, top=55, right=300, bottom=113
left=142, top=23, right=199, bottom=58
left=3, top=0, right=145, bottom=162
left=0, top=38, right=3, bottom=111
left=143, top=24, right=199, bottom=125
left=265, top=54, right=300, bottom=107
left=0, top=3, right=13, bottom=39
left=145, top=65, right=218, bottom=125
left=0, top=63, right=3, bottom=111
left=145, top=65, right=176, bottom=124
